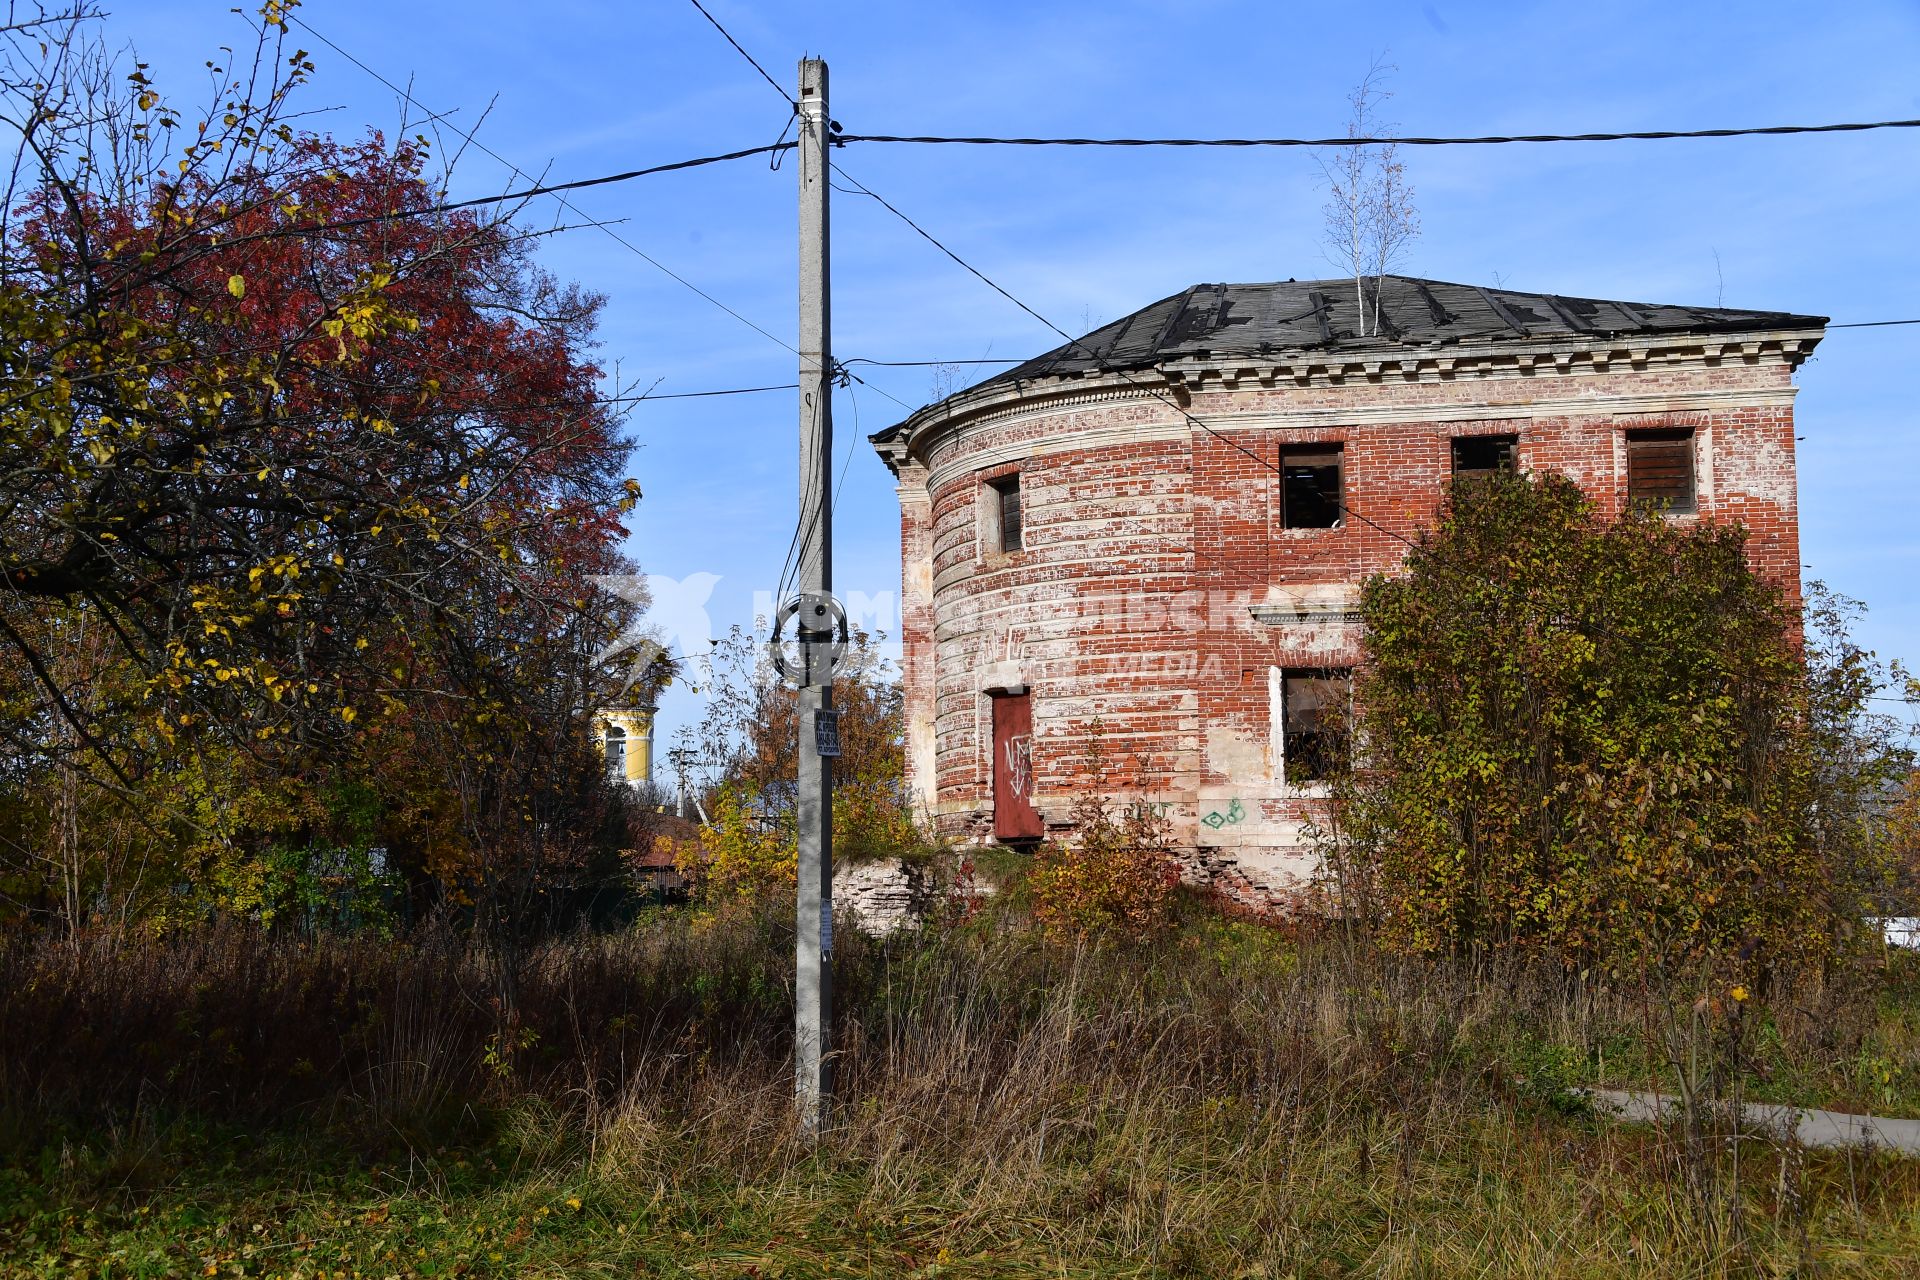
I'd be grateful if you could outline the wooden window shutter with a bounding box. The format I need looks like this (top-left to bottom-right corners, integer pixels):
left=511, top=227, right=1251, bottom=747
left=1626, top=429, right=1696, bottom=513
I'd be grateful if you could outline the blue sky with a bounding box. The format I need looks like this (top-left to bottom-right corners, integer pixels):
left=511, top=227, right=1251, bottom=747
left=121, top=1, right=1920, bottom=747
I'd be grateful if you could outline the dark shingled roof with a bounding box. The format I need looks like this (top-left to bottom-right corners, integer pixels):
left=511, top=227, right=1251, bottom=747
left=975, top=275, right=1827, bottom=390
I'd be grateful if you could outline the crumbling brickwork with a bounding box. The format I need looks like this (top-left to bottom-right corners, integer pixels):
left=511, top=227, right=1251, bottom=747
left=876, top=278, right=1821, bottom=902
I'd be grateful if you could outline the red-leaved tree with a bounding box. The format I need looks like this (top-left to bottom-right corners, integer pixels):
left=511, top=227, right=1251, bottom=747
left=0, top=4, right=653, bottom=946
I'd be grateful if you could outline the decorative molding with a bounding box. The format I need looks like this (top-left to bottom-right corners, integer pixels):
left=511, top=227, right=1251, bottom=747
left=1187, top=384, right=1795, bottom=433
left=926, top=416, right=1188, bottom=496
left=889, top=324, right=1822, bottom=478
left=1249, top=604, right=1363, bottom=626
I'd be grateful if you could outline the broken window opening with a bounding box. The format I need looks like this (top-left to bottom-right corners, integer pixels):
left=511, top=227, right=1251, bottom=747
left=1281, top=446, right=1343, bottom=529
left=1625, top=428, right=1697, bottom=514
left=1451, top=434, right=1517, bottom=481
left=1282, top=668, right=1350, bottom=784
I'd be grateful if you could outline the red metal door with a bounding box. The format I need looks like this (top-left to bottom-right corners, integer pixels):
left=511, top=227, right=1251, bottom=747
left=991, top=692, right=1042, bottom=841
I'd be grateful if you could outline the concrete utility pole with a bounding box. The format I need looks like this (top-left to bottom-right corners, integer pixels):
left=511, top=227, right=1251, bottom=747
left=793, top=56, right=834, bottom=1135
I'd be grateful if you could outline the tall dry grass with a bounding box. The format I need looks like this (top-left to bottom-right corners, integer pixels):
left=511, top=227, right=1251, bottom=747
left=4, top=896, right=1917, bottom=1274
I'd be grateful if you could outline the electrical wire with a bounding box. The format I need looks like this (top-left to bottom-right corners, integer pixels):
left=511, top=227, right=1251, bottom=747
left=212, top=141, right=795, bottom=247
left=773, top=361, right=918, bottom=608
left=412, top=143, right=791, bottom=212
left=843, top=357, right=1021, bottom=367
left=831, top=159, right=1742, bottom=653
left=292, top=15, right=799, bottom=356
left=831, top=378, right=865, bottom=523
left=677, top=1, right=842, bottom=613
left=633, top=383, right=797, bottom=401
left=675, top=0, right=921, bottom=607
left=686, top=0, right=794, bottom=109
left=839, top=118, right=1920, bottom=148
left=839, top=365, right=913, bottom=413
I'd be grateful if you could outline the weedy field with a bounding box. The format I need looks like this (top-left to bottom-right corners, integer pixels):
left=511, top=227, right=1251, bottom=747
left=4, top=892, right=1919, bottom=1278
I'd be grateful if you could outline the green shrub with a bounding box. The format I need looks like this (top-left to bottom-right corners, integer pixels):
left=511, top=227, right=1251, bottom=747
left=1028, top=789, right=1181, bottom=942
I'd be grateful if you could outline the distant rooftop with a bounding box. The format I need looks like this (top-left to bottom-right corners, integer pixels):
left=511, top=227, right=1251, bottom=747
left=974, top=275, right=1826, bottom=389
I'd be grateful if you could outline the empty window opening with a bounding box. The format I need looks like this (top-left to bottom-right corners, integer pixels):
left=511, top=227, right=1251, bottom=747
left=1626, top=428, right=1696, bottom=513
left=1281, top=447, right=1343, bottom=529
left=1452, top=434, right=1517, bottom=480
left=985, top=473, right=1023, bottom=553
left=1281, top=668, right=1350, bottom=784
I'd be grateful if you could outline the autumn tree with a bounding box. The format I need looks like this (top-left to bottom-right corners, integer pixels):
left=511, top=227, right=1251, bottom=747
left=1890, top=770, right=1920, bottom=914
left=0, top=4, right=647, bottom=935
left=1329, top=473, right=1901, bottom=976
left=665, top=625, right=923, bottom=889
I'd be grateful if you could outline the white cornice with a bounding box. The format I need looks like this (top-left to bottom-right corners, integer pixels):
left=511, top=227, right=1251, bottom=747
left=893, top=325, right=1822, bottom=483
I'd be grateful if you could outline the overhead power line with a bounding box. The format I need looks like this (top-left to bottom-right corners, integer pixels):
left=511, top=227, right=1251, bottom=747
left=633, top=382, right=797, bottom=401
left=675, top=10, right=878, bottom=610
left=292, top=14, right=799, bottom=357
left=830, top=159, right=1726, bottom=653
left=839, top=118, right=1920, bottom=149
left=262, top=141, right=795, bottom=239
left=827, top=159, right=1422, bottom=561
left=686, top=0, right=794, bottom=108
left=843, top=357, right=1020, bottom=367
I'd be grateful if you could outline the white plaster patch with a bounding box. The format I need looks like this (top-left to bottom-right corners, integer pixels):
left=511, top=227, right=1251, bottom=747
left=1204, top=723, right=1267, bottom=781
left=1267, top=665, right=1283, bottom=785
left=1715, top=429, right=1795, bottom=506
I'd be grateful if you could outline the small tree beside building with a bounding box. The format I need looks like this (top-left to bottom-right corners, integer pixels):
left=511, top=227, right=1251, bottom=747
left=1329, top=472, right=1904, bottom=977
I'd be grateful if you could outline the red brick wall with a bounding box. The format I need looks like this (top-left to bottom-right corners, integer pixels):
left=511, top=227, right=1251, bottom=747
left=894, top=352, right=1805, bottom=897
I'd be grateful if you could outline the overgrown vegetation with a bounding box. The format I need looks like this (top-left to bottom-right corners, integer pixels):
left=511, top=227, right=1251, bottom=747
left=1331, top=472, right=1906, bottom=971
left=1313, top=471, right=1917, bottom=1259
left=5, top=896, right=1919, bottom=1276
left=1027, top=741, right=1183, bottom=941
left=664, top=626, right=932, bottom=900
left=0, top=4, right=657, bottom=969
left=1, top=12, right=1916, bottom=1278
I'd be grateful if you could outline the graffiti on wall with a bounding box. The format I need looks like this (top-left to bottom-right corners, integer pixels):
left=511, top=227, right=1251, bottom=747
left=1200, top=798, right=1246, bottom=830
left=1003, top=734, right=1032, bottom=800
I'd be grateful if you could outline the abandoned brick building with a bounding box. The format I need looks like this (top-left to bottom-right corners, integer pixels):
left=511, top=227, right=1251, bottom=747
left=869, top=276, right=1825, bottom=902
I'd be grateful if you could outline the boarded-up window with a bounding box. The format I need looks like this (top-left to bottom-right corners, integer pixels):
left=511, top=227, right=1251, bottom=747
left=1281, top=446, right=1343, bottom=529
left=1452, top=434, right=1516, bottom=480
left=1282, top=669, right=1350, bottom=784
left=983, top=473, right=1023, bottom=554
left=1626, top=429, right=1696, bottom=513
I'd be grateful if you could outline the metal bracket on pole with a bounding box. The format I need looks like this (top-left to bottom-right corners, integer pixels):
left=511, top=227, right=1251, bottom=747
left=768, top=591, right=850, bottom=688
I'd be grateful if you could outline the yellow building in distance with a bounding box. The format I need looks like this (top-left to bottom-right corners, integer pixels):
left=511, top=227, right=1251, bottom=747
left=594, top=706, right=655, bottom=786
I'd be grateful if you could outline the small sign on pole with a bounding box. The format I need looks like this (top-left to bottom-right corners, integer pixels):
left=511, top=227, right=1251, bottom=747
left=814, top=707, right=841, bottom=757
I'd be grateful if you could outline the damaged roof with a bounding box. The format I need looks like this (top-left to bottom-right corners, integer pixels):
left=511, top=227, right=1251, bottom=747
left=869, top=276, right=1827, bottom=457
left=975, top=275, right=1827, bottom=389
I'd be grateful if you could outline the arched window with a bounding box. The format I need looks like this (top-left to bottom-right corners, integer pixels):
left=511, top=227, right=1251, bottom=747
left=604, top=722, right=627, bottom=780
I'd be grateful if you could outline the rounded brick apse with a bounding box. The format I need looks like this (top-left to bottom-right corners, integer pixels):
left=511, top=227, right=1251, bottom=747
left=872, top=276, right=1822, bottom=905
